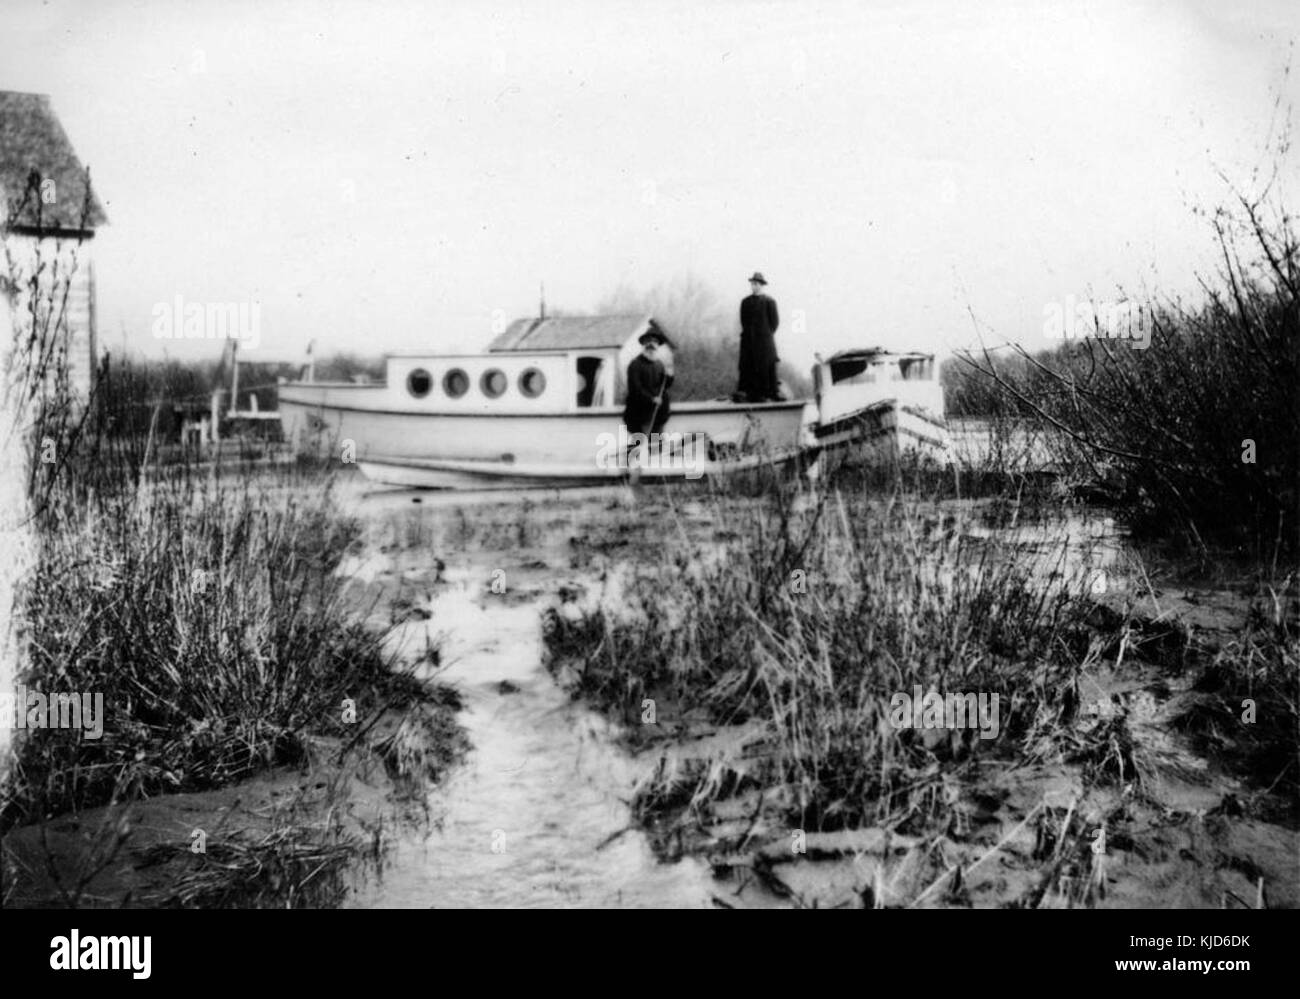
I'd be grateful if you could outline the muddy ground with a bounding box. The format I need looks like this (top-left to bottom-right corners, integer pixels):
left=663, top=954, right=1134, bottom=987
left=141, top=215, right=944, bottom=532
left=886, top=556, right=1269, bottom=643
left=5, top=479, right=1296, bottom=908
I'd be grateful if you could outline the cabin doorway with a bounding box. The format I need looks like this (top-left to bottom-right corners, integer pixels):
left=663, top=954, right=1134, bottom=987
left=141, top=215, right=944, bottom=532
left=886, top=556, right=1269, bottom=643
left=576, top=356, right=605, bottom=407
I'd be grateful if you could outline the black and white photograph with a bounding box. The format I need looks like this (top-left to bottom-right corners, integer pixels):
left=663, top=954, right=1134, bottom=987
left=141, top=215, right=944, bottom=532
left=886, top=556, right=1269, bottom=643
left=0, top=0, right=1296, bottom=961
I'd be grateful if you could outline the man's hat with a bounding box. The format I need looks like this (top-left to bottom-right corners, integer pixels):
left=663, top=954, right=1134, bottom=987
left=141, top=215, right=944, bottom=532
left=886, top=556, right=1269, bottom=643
left=638, top=328, right=670, bottom=347
left=748, top=272, right=767, bottom=285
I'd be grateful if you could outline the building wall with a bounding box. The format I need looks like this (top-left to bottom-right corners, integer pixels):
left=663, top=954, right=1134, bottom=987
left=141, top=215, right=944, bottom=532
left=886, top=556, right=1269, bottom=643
left=0, top=242, right=30, bottom=775
left=3, top=231, right=97, bottom=401
left=0, top=230, right=95, bottom=776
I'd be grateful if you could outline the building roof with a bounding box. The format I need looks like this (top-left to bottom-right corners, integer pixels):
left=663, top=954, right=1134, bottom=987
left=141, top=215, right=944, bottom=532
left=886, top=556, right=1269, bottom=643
left=487, top=314, right=669, bottom=352
left=0, top=91, right=107, bottom=232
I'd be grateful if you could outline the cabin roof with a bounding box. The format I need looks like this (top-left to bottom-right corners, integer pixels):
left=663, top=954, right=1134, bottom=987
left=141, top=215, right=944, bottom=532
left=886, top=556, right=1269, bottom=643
left=387, top=348, right=605, bottom=360
left=828, top=348, right=933, bottom=363
left=0, top=91, right=107, bottom=232
left=487, top=314, right=668, bottom=352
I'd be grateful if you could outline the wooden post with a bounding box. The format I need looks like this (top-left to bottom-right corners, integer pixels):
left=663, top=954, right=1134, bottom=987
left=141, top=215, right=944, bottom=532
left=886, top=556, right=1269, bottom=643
left=229, top=338, right=239, bottom=417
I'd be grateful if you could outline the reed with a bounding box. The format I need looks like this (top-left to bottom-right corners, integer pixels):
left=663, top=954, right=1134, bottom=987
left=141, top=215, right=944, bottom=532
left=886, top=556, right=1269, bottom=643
left=545, top=473, right=1118, bottom=834
left=4, top=464, right=449, bottom=829
left=3, top=346, right=464, bottom=852
left=951, top=193, right=1298, bottom=563
left=548, top=456, right=1298, bottom=903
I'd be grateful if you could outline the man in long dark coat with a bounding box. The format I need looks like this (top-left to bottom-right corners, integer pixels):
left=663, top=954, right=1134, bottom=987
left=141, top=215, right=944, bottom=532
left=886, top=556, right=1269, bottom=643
left=736, top=271, right=780, bottom=402
left=623, top=329, right=672, bottom=437
left=622, top=329, right=673, bottom=483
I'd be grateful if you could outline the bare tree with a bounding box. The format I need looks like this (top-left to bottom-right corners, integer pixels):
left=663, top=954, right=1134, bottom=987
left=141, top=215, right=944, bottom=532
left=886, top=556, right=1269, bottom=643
left=598, top=272, right=810, bottom=399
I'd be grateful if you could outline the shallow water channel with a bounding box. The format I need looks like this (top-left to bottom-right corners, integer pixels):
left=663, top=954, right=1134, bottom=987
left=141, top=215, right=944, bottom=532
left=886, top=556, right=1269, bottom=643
left=346, top=560, right=714, bottom=908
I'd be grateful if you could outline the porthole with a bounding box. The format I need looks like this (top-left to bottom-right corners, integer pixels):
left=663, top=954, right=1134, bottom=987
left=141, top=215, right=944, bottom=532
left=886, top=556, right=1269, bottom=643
left=481, top=368, right=508, bottom=399
left=443, top=368, right=469, bottom=398
left=406, top=368, right=432, bottom=398
left=518, top=367, right=547, bottom=398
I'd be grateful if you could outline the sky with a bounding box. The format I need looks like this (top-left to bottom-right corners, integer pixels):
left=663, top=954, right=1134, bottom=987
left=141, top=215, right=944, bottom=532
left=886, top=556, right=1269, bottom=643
left=2, top=0, right=1296, bottom=374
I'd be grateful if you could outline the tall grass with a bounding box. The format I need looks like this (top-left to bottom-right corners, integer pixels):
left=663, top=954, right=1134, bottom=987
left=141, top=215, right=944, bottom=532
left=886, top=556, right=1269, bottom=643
left=546, top=475, right=1119, bottom=833
left=4, top=355, right=460, bottom=847
left=5, top=463, right=448, bottom=830
left=955, top=195, right=1298, bottom=561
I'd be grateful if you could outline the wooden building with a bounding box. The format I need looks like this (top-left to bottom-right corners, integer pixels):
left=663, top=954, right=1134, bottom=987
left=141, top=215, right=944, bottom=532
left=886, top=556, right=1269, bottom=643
left=0, top=91, right=107, bottom=400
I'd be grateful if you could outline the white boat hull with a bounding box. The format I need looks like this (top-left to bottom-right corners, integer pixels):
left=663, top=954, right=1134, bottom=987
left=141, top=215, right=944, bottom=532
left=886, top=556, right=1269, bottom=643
left=279, top=384, right=812, bottom=487
left=356, top=448, right=805, bottom=489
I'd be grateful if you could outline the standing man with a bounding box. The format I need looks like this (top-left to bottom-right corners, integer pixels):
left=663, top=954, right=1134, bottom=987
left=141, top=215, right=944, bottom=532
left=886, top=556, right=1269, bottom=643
left=623, top=328, right=673, bottom=478
left=736, top=271, right=780, bottom=402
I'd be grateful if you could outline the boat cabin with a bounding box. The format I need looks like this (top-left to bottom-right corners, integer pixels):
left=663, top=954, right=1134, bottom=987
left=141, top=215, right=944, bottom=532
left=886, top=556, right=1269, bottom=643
left=375, top=314, right=670, bottom=414
left=385, top=347, right=621, bottom=413
left=812, top=348, right=945, bottom=426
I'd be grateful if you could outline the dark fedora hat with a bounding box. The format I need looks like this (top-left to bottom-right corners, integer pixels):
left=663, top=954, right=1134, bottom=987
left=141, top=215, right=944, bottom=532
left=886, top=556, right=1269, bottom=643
left=748, top=272, right=768, bottom=285
left=638, top=328, right=669, bottom=347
